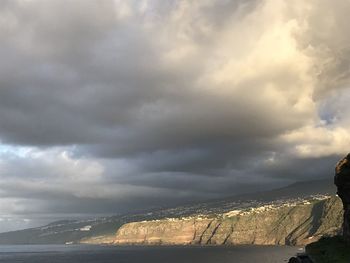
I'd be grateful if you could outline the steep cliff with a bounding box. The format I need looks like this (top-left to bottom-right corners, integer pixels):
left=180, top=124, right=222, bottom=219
left=114, top=196, right=342, bottom=246
left=334, top=153, right=350, bottom=241
left=0, top=179, right=336, bottom=245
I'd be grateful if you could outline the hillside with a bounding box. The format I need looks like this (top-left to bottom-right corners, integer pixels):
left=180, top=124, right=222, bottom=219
left=113, top=196, right=342, bottom=246
left=0, top=179, right=339, bottom=245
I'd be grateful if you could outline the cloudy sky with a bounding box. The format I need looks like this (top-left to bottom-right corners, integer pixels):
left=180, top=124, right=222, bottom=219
left=0, top=0, right=350, bottom=232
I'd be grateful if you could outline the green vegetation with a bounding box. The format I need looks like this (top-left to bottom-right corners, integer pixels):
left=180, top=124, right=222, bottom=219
left=306, top=236, right=350, bottom=263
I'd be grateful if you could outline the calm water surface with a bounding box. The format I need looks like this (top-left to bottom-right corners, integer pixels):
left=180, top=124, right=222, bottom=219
left=0, top=244, right=300, bottom=263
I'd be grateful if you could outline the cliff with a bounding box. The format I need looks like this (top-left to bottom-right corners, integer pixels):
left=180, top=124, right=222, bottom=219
left=114, top=196, right=342, bottom=246
left=301, top=155, right=350, bottom=263
left=0, top=179, right=336, bottom=245
left=334, top=153, right=350, bottom=241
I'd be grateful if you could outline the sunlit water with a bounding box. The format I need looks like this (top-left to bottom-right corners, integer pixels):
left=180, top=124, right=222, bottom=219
left=0, top=244, right=300, bottom=263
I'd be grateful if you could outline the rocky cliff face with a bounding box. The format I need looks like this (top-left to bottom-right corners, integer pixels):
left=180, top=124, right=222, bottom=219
left=114, top=196, right=342, bottom=246
left=334, top=153, right=350, bottom=241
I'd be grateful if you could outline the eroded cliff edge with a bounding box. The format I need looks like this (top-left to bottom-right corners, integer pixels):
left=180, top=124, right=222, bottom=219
left=113, top=196, right=342, bottom=246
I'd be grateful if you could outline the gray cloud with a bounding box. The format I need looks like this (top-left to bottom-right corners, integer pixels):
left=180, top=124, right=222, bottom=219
left=0, top=0, right=350, bottom=232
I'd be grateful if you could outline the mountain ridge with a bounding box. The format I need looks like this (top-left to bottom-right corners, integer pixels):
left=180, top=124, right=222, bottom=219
left=0, top=179, right=338, bottom=245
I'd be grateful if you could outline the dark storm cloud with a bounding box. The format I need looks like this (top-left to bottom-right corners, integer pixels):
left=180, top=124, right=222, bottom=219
left=0, top=0, right=350, bottom=232
left=0, top=0, right=293, bottom=150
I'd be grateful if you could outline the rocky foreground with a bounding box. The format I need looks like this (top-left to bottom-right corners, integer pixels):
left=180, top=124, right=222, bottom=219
left=302, top=153, right=350, bottom=263
left=306, top=236, right=350, bottom=263
left=111, top=196, right=342, bottom=246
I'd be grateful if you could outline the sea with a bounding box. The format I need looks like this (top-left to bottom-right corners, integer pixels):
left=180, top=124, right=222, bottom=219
left=0, top=244, right=300, bottom=263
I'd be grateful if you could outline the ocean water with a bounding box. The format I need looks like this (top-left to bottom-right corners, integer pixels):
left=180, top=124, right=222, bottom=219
left=0, top=244, right=300, bottom=263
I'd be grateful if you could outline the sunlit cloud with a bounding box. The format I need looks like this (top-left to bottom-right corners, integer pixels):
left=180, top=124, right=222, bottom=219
left=0, top=0, right=349, bottom=231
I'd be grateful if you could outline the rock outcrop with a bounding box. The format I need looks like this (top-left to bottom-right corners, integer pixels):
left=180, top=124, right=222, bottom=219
left=334, top=153, right=350, bottom=241
left=114, top=196, right=342, bottom=246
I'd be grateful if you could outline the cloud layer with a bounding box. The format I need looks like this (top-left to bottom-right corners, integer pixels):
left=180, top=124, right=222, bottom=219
left=0, top=0, right=350, bottom=231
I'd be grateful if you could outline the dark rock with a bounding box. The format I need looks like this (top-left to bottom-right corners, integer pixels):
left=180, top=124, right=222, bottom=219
left=334, top=153, right=350, bottom=241
left=288, top=256, right=302, bottom=263
left=288, top=254, right=314, bottom=263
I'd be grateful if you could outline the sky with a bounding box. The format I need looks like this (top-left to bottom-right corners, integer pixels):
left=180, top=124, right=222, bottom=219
left=0, top=0, right=350, bottom=232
